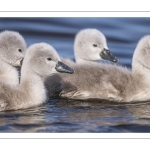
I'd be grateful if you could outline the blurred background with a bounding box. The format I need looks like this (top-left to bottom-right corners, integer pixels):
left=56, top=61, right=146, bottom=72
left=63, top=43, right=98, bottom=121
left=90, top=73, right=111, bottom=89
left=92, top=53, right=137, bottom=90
left=1, top=18, right=150, bottom=133
left=1, top=17, right=150, bottom=68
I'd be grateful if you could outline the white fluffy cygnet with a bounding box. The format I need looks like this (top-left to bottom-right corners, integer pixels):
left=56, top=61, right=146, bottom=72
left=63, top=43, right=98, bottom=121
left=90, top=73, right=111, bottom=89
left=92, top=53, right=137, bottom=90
left=0, top=30, right=26, bottom=85
left=0, top=43, right=74, bottom=111
left=62, top=28, right=119, bottom=65
left=44, top=29, right=119, bottom=95
left=45, top=35, right=150, bottom=103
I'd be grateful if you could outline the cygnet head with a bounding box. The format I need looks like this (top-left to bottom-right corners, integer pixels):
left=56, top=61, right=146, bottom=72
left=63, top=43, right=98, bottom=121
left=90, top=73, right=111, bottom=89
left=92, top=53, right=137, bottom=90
left=0, top=30, right=26, bottom=66
left=21, top=43, right=74, bottom=78
left=132, top=35, right=150, bottom=72
left=74, top=28, right=119, bottom=63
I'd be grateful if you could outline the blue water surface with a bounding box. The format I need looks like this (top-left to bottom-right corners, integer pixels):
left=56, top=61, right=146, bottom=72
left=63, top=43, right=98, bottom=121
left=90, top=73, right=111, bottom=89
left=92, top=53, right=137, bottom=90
left=0, top=17, right=150, bottom=132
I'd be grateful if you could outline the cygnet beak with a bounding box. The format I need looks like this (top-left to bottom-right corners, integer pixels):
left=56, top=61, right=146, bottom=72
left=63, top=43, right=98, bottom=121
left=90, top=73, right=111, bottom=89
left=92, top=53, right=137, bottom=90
left=20, top=58, right=24, bottom=66
left=55, top=61, right=74, bottom=74
left=100, top=49, right=119, bottom=63
left=13, top=58, right=24, bottom=66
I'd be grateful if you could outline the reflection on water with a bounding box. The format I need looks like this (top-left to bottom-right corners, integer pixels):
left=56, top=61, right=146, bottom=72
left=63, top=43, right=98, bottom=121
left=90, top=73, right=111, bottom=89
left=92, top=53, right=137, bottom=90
left=1, top=100, right=150, bottom=132
left=0, top=106, right=46, bottom=132
left=0, top=17, right=150, bottom=132
left=47, top=99, right=150, bottom=132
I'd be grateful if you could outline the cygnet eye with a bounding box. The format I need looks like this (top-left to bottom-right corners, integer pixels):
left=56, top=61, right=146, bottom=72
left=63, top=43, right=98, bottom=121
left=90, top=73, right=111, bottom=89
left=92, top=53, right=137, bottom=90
left=47, top=57, right=52, bottom=61
left=93, top=44, right=98, bottom=47
left=18, top=49, right=22, bottom=53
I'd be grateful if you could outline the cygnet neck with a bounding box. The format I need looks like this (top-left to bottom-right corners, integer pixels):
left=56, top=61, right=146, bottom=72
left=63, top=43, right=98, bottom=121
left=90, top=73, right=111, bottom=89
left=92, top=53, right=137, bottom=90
left=75, top=57, right=93, bottom=64
left=20, top=63, right=47, bottom=105
left=0, top=59, right=19, bottom=85
left=132, top=59, right=150, bottom=86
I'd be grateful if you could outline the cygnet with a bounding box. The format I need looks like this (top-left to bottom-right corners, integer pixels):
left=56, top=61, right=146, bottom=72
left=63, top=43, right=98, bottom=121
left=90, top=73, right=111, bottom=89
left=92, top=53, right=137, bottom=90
left=0, top=43, right=74, bottom=111
left=62, top=28, right=119, bottom=65
left=43, top=29, right=119, bottom=94
left=45, top=35, right=150, bottom=103
left=0, top=30, right=26, bottom=85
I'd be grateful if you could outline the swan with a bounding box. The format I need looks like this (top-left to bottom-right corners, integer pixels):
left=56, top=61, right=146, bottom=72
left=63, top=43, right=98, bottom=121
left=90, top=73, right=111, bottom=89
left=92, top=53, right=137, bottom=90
left=61, top=28, right=119, bottom=65
left=0, top=30, right=26, bottom=85
left=0, top=43, right=74, bottom=111
left=42, top=28, right=119, bottom=82
left=45, top=35, right=150, bottom=103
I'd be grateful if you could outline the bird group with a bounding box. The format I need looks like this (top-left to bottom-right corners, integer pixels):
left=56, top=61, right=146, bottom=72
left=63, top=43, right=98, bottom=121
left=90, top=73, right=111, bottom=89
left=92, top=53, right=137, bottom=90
left=0, top=28, right=149, bottom=111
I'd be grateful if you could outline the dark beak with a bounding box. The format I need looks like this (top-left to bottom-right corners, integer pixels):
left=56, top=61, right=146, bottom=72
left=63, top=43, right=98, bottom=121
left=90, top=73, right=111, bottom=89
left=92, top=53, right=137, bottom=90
left=100, top=49, right=119, bottom=63
left=20, top=59, right=24, bottom=66
left=55, top=61, right=74, bottom=74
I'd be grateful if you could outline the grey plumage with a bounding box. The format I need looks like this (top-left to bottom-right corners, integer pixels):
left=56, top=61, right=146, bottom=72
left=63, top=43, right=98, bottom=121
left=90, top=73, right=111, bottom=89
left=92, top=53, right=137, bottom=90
left=62, top=28, right=118, bottom=65
left=0, top=30, right=26, bottom=85
left=45, top=35, right=150, bottom=103
left=0, top=43, right=73, bottom=111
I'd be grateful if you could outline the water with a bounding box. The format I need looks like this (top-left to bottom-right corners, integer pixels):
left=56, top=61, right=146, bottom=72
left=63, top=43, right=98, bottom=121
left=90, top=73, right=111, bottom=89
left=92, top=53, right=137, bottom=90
left=0, top=17, right=150, bottom=132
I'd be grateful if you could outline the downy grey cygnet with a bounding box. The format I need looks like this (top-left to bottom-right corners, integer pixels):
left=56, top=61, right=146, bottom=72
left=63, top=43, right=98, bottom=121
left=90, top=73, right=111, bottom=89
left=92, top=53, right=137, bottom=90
left=61, top=28, right=119, bottom=66
left=43, top=28, right=119, bottom=98
left=45, top=35, right=150, bottom=103
left=0, top=30, right=26, bottom=85
left=0, top=43, right=74, bottom=111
